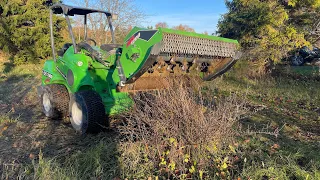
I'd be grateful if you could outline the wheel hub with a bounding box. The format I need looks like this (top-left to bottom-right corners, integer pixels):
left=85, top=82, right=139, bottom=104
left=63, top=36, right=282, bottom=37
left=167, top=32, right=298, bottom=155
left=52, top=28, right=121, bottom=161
left=43, top=93, right=52, bottom=113
left=72, top=102, right=83, bottom=126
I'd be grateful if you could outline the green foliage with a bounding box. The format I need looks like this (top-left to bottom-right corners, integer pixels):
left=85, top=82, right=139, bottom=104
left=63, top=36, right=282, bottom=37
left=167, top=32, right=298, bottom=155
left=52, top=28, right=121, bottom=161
left=286, top=0, right=320, bottom=9
left=284, top=0, right=320, bottom=38
left=0, top=0, right=65, bottom=64
left=218, top=0, right=313, bottom=74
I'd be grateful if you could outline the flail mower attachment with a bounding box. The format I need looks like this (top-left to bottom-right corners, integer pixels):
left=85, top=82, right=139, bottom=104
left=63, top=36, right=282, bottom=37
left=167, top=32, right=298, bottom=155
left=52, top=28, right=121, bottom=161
left=117, top=27, right=241, bottom=91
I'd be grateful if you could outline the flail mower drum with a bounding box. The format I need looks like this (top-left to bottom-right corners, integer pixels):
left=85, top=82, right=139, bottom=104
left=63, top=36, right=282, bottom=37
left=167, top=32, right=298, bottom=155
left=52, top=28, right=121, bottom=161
left=38, top=3, right=241, bottom=134
left=118, top=28, right=241, bottom=92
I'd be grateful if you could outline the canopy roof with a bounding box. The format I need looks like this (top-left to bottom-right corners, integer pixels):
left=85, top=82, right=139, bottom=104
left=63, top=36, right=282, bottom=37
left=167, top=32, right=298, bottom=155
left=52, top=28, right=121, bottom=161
left=51, top=3, right=112, bottom=16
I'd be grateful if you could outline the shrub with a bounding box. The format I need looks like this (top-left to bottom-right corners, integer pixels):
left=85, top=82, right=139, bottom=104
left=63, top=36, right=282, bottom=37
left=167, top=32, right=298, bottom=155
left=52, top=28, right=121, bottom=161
left=118, top=78, right=248, bottom=179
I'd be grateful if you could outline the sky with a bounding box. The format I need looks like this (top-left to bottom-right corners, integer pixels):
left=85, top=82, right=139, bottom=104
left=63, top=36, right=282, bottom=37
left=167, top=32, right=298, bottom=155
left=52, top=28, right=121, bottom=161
left=137, top=0, right=228, bottom=34
left=64, top=0, right=228, bottom=34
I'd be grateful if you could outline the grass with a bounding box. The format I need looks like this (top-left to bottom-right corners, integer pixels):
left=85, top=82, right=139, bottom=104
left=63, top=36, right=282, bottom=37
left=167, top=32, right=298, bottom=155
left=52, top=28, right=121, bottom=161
left=29, top=137, right=120, bottom=180
left=0, top=57, right=320, bottom=179
left=289, top=65, right=320, bottom=76
left=208, top=65, right=320, bottom=179
left=0, top=113, right=19, bottom=138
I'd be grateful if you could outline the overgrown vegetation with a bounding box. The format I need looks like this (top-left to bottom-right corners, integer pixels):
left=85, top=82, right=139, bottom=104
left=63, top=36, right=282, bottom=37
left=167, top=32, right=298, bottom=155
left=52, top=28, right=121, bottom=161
left=1, top=59, right=319, bottom=179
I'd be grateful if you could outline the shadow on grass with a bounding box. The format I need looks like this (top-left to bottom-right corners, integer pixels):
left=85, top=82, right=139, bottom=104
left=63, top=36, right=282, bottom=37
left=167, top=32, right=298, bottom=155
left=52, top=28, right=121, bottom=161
left=2, top=61, right=15, bottom=73
left=0, top=74, right=38, bottom=119
left=240, top=107, right=320, bottom=168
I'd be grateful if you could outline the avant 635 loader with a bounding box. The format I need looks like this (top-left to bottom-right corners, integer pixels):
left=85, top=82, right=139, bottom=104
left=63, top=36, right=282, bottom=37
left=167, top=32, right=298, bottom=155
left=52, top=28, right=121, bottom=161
left=38, top=4, right=241, bottom=133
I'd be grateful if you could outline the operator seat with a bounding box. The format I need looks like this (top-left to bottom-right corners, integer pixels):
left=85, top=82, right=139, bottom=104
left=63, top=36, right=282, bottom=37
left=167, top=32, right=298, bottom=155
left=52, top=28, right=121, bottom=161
left=100, top=44, right=122, bottom=54
left=57, top=43, right=73, bottom=56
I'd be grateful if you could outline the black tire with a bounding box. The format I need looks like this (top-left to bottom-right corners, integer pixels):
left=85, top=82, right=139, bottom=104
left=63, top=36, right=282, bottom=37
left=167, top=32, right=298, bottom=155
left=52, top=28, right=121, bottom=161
left=40, top=84, right=69, bottom=119
left=69, top=90, right=108, bottom=134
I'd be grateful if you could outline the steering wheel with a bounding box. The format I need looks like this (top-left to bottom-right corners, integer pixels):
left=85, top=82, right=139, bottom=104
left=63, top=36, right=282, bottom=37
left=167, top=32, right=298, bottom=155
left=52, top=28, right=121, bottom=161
left=85, top=38, right=97, bottom=46
left=77, top=42, right=109, bottom=66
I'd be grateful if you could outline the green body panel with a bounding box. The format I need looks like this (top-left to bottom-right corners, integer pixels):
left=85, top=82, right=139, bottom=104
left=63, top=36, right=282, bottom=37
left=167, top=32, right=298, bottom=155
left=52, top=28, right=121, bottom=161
left=41, top=26, right=239, bottom=116
left=120, top=27, right=163, bottom=79
left=42, top=60, right=65, bottom=84
left=160, top=28, right=239, bottom=44
left=42, top=46, right=133, bottom=115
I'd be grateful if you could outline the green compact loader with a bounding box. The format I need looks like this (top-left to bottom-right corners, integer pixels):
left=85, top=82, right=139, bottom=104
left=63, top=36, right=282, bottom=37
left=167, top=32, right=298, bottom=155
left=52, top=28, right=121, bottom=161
left=38, top=3, right=241, bottom=133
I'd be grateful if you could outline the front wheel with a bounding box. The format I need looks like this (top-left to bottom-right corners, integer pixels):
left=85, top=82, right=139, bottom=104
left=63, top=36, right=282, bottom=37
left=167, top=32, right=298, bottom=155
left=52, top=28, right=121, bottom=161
left=69, top=90, right=108, bottom=134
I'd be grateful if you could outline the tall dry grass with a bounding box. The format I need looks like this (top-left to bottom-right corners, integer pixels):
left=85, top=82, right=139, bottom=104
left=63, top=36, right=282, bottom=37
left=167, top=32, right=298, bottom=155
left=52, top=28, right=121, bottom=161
left=118, top=78, right=248, bottom=178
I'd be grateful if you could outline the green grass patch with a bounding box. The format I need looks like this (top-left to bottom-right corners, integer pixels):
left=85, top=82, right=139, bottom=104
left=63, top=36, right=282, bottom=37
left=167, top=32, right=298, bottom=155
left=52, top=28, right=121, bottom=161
left=290, top=65, right=320, bottom=76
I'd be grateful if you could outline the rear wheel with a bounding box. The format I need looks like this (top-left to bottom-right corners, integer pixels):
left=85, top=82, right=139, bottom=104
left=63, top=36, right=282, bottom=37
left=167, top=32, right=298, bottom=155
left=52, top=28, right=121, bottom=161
left=41, top=84, right=69, bottom=119
left=69, top=90, right=108, bottom=134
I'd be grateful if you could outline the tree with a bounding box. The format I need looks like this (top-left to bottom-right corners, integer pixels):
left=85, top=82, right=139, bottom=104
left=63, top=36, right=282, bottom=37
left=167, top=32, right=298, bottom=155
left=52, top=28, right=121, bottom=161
left=218, top=0, right=310, bottom=75
left=172, top=24, right=195, bottom=32
left=155, top=22, right=168, bottom=29
left=281, top=0, right=320, bottom=44
left=0, top=0, right=65, bottom=64
left=71, top=0, right=145, bottom=44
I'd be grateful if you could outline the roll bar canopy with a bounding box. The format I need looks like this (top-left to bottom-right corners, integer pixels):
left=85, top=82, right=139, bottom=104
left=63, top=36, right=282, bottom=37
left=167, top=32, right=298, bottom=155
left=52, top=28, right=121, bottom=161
left=49, top=3, right=116, bottom=62
left=50, top=3, right=112, bottom=16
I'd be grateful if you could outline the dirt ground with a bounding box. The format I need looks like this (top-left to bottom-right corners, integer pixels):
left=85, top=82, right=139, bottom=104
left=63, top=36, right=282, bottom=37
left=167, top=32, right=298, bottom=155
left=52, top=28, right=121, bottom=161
left=0, top=71, right=114, bottom=175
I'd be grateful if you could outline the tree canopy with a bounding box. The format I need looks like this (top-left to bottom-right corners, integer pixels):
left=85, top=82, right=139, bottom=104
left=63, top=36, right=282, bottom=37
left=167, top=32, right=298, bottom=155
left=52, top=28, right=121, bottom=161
left=0, top=0, right=65, bottom=64
left=155, top=22, right=168, bottom=29
left=218, top=0, right=320, bottom=74
left=70, top=0, right=145, bottom=45
left=172, top=24, right=195, bottom=32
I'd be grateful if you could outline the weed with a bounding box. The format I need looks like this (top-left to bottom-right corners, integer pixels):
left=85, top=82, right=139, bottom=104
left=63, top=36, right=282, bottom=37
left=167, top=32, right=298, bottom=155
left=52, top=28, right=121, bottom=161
left=0, top=112, right=18, bottom=126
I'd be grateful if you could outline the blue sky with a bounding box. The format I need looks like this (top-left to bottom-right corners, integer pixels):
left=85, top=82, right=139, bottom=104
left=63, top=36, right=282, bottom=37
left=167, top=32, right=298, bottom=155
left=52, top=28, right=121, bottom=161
left=138, top=0, right=227, bottom=34
left=64, top=0, right=227, bottom=34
